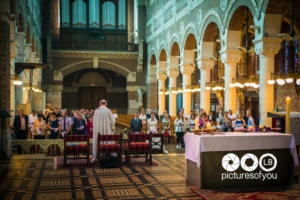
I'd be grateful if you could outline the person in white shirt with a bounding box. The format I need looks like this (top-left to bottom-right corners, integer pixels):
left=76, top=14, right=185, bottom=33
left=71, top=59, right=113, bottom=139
left=147, top=112, right=158, bottom=134
left=228, top=109, right=236, bottom=129
left=29, top=111, right=37, bottom=134
left=174, top=112, right=185, bottom=149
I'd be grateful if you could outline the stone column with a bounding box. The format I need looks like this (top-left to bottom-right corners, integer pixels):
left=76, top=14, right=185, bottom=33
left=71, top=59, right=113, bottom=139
left=221, top=49, right=241, bottom=113
left=15, top=32, right=25, bottom=105
left=168, top=68, right=179, bottom=117
left=0, top=0, right=12, bottom=158
left=25, top=43, right=32, bottom=62
left=46, top=84, right=63, bottom=109
left=198, top=58, right=215, bottom=113
left=254, top=37, right=282, bottom=127
left=180, top=63, right=195, bottom=116
left=157, top=72, right=167, bottom=115
left=146, top=72, right=158, bottom=110
left=127, top=0, right=134, bottom=44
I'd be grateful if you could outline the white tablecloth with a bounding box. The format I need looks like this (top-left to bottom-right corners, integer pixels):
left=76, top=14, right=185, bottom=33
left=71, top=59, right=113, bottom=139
left=184, top=132, right=299, bottom=167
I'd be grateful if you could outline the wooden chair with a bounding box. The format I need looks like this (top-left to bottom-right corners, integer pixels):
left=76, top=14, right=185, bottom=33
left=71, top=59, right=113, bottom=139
left=125, top=133, right=152, bottom=164
left=64, top=135, right=89, bottom=166
left=97, top=133, right=123, bottom=163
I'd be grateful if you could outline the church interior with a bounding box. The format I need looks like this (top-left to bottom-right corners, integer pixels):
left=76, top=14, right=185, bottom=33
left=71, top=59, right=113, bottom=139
left=1, top=0, right=300, bottom=199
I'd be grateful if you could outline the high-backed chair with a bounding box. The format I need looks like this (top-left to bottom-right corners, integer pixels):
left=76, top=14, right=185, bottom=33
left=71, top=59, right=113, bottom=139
left=125, top=133, right=152, bottom=164
left=64, top=135, right=89, bottom=166
left=97, top=133, right=123, bottom=163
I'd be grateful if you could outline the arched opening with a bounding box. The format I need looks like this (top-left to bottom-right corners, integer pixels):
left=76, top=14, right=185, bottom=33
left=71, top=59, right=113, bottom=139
left=62, top=68, right=128, bottom=113
left=17, top=14, right=24, bottom=32
left=183, top=33, right=197, bottom=115
left=158, top=49, right=167, bottom=114
left=202, top=22, right=224, bottom=112
left=227, top=5, right=258, bottom=122
left=25, top=27, right=31, bottom=44
left=170, top=42, right=181, bottom=115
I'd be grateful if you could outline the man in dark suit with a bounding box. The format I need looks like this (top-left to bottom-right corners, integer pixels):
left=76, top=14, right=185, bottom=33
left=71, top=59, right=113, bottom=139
left=72, top=113, right=86, bottom=135
left=130, top=112, right=142, bottom=133
left=13, top=109, right=29, bottom=140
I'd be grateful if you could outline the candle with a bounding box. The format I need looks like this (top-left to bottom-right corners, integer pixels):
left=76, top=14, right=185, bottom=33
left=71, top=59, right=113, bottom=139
left=285, top=96, right=291, bottom=133
left=195, top=118, right=199, bottom=130
left=207, top=122, right=211, bottom=129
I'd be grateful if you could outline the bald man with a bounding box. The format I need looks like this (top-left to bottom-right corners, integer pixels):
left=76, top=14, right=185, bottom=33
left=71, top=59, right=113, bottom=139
left=92, top=99, right=116, bottom=162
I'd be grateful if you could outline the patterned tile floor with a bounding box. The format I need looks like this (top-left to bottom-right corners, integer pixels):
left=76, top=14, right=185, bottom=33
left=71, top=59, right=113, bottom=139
left=1, top=145, right=299, bottom=200
left=0, top=151, right=200, bottom=200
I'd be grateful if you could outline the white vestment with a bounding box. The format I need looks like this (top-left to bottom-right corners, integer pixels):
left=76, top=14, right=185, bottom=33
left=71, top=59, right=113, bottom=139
left=92, top=106, right=116, bottom=158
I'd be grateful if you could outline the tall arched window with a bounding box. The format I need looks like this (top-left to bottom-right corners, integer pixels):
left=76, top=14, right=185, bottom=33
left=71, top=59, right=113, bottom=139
left=118, top=0, right=126, bottom=30
left=61, top=0, right=70, bottom=27
left=72, top=0, right=87, bottom=28
left=102, top=1, right=116, bottom=29
left=89, top=0, right=100, bottom=28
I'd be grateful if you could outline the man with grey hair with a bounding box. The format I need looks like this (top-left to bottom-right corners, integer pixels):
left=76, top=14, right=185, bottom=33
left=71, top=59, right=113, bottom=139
left=92, top=99, right=116, bottom=162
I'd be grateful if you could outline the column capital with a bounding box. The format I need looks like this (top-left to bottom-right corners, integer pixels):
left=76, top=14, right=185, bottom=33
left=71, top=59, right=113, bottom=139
left=179, top=63, right=195, bottom=75
left=253, top=37, right=282, bottom=57
left=156, top=71, right=167, bottom=81
left=167, top=67, right=179, bottom=78
left=220, top=49, right=242, bottom=65
left=197, top=57, right=215, bottom=70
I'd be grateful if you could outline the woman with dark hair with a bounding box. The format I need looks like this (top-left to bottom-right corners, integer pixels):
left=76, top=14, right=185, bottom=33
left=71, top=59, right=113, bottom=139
left=48, top=114, right=59, bottom=139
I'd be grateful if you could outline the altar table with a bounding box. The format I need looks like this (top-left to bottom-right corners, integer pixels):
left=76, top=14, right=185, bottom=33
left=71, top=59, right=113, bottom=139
left=184, top=132, right=299, bottom=188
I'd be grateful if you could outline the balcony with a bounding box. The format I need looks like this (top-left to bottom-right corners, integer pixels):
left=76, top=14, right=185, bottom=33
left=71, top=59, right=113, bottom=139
left=51, top=28, right=137, bottom=51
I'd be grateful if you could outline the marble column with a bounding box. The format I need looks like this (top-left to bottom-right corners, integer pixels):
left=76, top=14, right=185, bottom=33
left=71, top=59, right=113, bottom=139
left=198, top=58, right=215, bottom=113
left=221, top=49, right=241, bottom=113
left=180, top=64, right=195, bottom=116
left=157, top=72, right=167, bottom=115
left=254, top=37, right=282, bottom=127
left=15, top=32, right=25, bottom=105
left=167, top=67, right=179, bottom=117
left=0, top=0, right=12, bottom=158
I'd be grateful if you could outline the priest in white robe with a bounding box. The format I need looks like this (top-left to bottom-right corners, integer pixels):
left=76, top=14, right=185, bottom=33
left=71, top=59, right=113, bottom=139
left=92, top=99, right=116, bottom=161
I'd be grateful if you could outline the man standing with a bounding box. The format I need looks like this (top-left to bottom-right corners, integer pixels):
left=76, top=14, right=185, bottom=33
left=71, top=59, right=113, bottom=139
left=59, top=111, right=72, bottom=138
left=130, top=112, right=142, bottom=133
left=13, top=109, right=28, bottom=139
left=72, top=114, right=86, bottom=135
left=92, top=99, right=116, bottom=162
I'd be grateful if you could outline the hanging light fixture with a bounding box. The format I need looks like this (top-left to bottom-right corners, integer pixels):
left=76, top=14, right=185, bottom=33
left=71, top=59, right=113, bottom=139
left=232, top=7, right=259, bottom=89
left=12, top=75, right=23, bottom=86
left=269, top=0, right=300, bottom=86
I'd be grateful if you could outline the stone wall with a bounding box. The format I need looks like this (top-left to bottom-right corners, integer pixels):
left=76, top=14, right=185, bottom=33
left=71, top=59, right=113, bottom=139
left=275, top=85, right=300, bottom=112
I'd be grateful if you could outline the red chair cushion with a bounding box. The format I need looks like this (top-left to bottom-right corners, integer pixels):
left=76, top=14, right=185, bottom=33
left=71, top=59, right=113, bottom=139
left=98, top=134, right=122, bottom=141
left=125, top=142, right=151, bottom=152
left=98, top=144, right=121, bottom=152
left=65, top=144, right=88, bottom=154
left=64, top=135, right=89, bottom=142
left=128, top=134, right=151, bottom=141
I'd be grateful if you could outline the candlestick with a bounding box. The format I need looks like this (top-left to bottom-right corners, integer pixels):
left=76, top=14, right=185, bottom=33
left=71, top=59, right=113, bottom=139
left=285, top=96, right=291, bottom=133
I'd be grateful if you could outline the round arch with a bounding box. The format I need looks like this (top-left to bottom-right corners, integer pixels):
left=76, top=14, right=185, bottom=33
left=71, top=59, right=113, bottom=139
left=168, top=34, right=181, bottom=56
left=223, top=0, right=258, bottom=35
left=199, top=11, right=223, bottom=45
left=60, top=60, right=131, bottom=78
left=181, top=24, right=198, bottom=52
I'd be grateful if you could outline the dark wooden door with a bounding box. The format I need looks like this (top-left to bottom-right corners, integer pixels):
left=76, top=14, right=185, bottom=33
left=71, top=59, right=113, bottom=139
left=79, top=87, right=107, bottom=109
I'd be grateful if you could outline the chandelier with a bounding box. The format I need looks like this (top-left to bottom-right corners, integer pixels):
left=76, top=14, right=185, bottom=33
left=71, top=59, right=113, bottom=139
left=231, top=7, right=259, bottom=89
left=267, top=0, right=300, bottom=86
